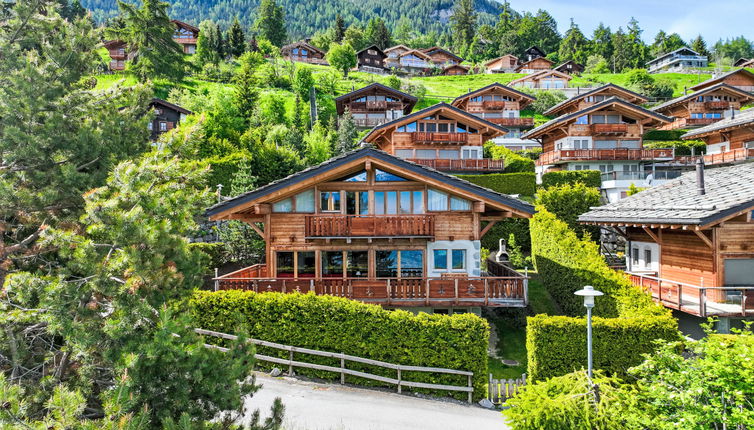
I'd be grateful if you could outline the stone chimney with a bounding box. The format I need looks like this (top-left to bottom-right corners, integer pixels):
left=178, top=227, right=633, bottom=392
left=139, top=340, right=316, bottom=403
left=696, top=158, right=706, bottom=196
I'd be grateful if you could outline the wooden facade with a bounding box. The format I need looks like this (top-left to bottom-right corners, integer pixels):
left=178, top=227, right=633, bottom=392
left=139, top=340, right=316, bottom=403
left=335, top=83, right=417, bottom=128
left=554, top=60, right=584, bottom=75
left=485, top=55, right=519, bottom=73
left=523, top=46, right=546, bottom=62
left=451, top=83, right=535, bottom=130
left=442, top=64, right=469, bottom=76
left=362, top=103, right=509, bottom=172
left=207, top=148, right=534, bottom=309
left=652, top=84, right=754, bottom=130
left=356, top=45, right=387, bottom=72
left=515, top=57, right=554, bottom=73
left=690, top=68, right=754, bottom=93
left=148, top=98, right=192, bottom=140
left=681, top=109, right=754, bottom=166
left=171, top=20, right=199, bottom=54
left=544, top=84, right=649, bottom=117
left=282, top=41, right=327, bottom=64
left=104, top=40, right=128, bottom=71
left=385, top=49, right=433, bottom=74
left=509, top=69, right=571, bottom=89
left=421, top=46, right=463, bottom=67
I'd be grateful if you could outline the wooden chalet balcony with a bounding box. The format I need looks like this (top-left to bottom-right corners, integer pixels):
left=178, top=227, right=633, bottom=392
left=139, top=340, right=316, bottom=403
left=467, top=101, right=520, bottom=112
left=629, top=272, right=754, bottom=317
left=407, top=158, right=504, bottom=172
left=702, top=148, right=754, bottom=165
left=411, top=132, right=468, bottom=144
left=591, top=123, right=628, bottom=134
left=485, top=117, right=534, bottom=127
left=213, top=270, right=528, bottom=308
left=109, top=52, right=126, bottom=60
left=705, top=101, right=734, bottom=110
left=352, top=118, right=390, bottom=127
left=174, top=37, right=197, bottom=44
left=536, top=148, right=675, bottom=165
left=683, top=117, right=718, bottom=126
left=305, top=214, right=435, bottom=238
left=568, top=123, right=641, bottom=136
left=349, top=101, right=404, bottom=112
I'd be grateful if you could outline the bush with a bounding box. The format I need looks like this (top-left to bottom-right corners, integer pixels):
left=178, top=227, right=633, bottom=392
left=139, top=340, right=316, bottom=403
left=188, top=242, right=226, bottom=271
left=190, top=290, right=490, bottom=400
left=204, top=150, right=252, bottom=189
left=485, top=143, right=535, bottom=172
left=525, top=90, right=568, bottom=115
left=643, top=139, right=707, bottom=156
left=481, top=218, right=531, bottom=255
left=526, top=314, right=681, bottom=382
left=642, top=129, right=686, bottom=140
left=385, top=75, right=401, bottom=89
left=456, top=172, right=536, bottom=196
left=536, top=183, right=602, bottom=238
left=541, top=170, right=602, bottom=189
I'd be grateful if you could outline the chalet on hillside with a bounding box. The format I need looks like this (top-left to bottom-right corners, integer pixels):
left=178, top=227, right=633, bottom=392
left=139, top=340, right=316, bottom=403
left=171, top=19, right=199, bottom=54
left=509, top=69, right=571, bottom=89
left=515, top=57, right=554, bottom=74
left=523, top=46, right=546, bottom=62
left=651, top=83, right=754, bottom=130
left=544, top=84, right=648, bottom=117
left=733, top=58, right=752, bottom=67
left=421, top=46, right=463, bottom=67
left=104, top=40, right=128, bottom=71
left=207, top=147, right=535, bottom=313
left=737, top=59, right=754, bottom=68
left=356, top=45, right=387, bottom=73
left=362, top=103, right=509, bottom=173
left=385, top=49, right=433, bottom=75
left=148, top=98, right=192, bottom=140
left=384, top=45, right=411, bottom=59
left=485, top=55, right=519, bottom=73
left=442, top=64, right=469, bottom=76
left=523, top=97, right=674, bottom=202
left=647, top=47, right=708, bottom=74
left=282, top=40, right=327, bottom=64
left=335, top=83, right=417, bottom=128
left=689, top=69, right=754, bottom=93
left=554, top=60, right=584, bottom=75
left=580, top=162, right=754, bottom=322
left=681, top=108, right=754, bottom=166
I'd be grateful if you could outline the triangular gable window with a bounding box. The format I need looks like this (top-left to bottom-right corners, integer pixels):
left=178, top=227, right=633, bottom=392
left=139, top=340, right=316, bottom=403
left=336, top=170, right=368, bottom=182
left=375, top=169, right=408, bottom=182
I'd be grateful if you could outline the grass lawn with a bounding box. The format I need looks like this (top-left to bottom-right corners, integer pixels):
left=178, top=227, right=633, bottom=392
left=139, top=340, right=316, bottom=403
left=413, top=73, right=526, bottom=98
left=570, top=72, right=713, bottom=97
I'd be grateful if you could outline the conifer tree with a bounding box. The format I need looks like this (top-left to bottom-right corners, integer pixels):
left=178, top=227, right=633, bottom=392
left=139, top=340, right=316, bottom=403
left=691, top=34, right=709, bottom=57
left=197, top=20, right=222, bottom=65
left=333, top=13, right=346, bottom=43
left=254, top=0, right=287, bottom=47
left=234, top=52, right=259, bottom=122
left=591, top=23, right=613, bottom=61
left=335, top=109, right=359, bottom=154
left=227, top=16, right=247, bottom=57
left=450, top=0, right=477, bottom=53
left=365, top=17, right=391, bottom=50
left=558, top=19, right=589, bottom=64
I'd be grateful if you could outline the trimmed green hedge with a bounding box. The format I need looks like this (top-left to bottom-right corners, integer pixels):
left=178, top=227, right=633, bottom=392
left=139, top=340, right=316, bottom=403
left=190, top=290, right=490, bottom=400
left=541, top=170, right=602, bottom=189
left=527, top=314, right=681, bottom=381
left=643, top=129, right=686, bottom=141
left=486, top=143, right=535, bottom=173
left=481, top=218, right=531, bottom=254
left=456, top=172, right=536, bottom=196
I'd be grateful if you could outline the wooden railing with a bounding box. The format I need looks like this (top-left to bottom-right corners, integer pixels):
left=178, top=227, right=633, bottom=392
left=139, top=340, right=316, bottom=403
left=195, top=328, right=475, bottom=402
left=705, top=101, right=732, bottom=110
left=213, top=275, right=528, bottom=308
left=591, top=123, right=629, bottom=134
left=406, top=158, right=504, bottom=172
left=485, top=117, right=534, bottom=127
left=352, top=117, right=391, bottom=127
left=683, top=117, right=718, bottom=126
left=703, top=148, right=754, bottom=165
left=537, top=148, right=675, bottom=165
left=488, top=374, right=526, bottom=405
left=349, top=101, right=405, bottom=112
left=411, top=132, right=468, bottom=144
left=173, top=37, right=197, bottom=44
left=305, top=214, right=435, bottom=238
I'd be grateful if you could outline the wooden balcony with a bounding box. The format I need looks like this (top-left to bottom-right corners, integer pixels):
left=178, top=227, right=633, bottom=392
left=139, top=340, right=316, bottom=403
left=485, top=117, right=534, bottom=127
left=352, top=117, right=390, bottom=128
left=174, top=37, right=197, bottom=44
left=705, top=101, right=734, bottom=110
left=591, top=123, right=628, bottom=134
left=348, top=101, right=404, bottom=112
left=109, top=52, right=126, bottom=60
left=702, top=148, right=754, bottom=165
left=467, top=101, right=520, bottom=112
left=536, top=148, right=675, bottom=165
left=407, top=158, right=504, bottom=172
left=213, top=273, right=528, bottom=308
left=684, top=117, right=718, bottom=126
left=305, top=214, right=435, bottom=238
left=411, top=132, right=469, bottom=144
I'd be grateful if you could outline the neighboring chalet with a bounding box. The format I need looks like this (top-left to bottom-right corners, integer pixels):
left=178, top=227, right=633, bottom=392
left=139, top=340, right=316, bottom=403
left=171, top=20, right=199, bottom=54
left=523, top=97, right=674, bottom=202
left=580, top=162, right=754, bottom=326
left=681, top=108, right=754, bottom=166
left=208, top=147, right=535, bottom=314
left=282, top=40, right=327, bottom=64
left=421, top=46, right=463, bottom=67
left=356, top=45, right=387, bottom=73
left=451, top=83, right=536, bottom=149
left=733, top=58, right=753, bottom=67
left=544, top=83, right=649, bottom=117
left=104, top=40, right=128, bottom=71
left=651, top=83, right=754, bottom=130
left=689, top=68, right=754, bottom=93
left=384, top=45, right=411, bottom=59
left=485, top=55, right=519, bottom=73
left=385, top=49, right=433, bottom=75
left=148, top=98, right=192, bottom=140
left=647, top=47, right=708, bottom=74
left=737, top=59, right=754, bottom=69
left=523, top=46, right=546, bottom=62
left=362, top=103, right=509, bottom=173
left=442, top=64, right=469, bottom=76
left=509, top=69, right=571, bottom=89
left=554, top=60, right=585, bottom=75
left=335, top=83, right=417, bottom=128
left=515, top=57, right=555, bottom=74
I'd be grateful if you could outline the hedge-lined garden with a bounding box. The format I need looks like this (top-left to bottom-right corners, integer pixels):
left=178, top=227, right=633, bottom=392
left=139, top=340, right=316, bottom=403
left=485, top=143, right=535, bottom=173
left=457, top=172, right=536, bottom=196
left=541, top=170, right=602, bottom=189
left=190, top=290, right=490, bottom=400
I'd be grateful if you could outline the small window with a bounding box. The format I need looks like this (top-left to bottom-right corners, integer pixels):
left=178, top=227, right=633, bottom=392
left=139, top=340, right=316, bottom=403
left=375, top=169, right=407, bottom=182
left=276, top=252, right=295, bottom=277
left=295, top=190, right=315, bottom=213
left=298, top=251, right=316, bottom=278
left=433, top=249, right=448, bottom=270
left=452, top=249, right=466, bottom=270
left=159, top=121, right=167, bottom=131
left=339, top=170, right=367, bottom=182
left=147, top=122, right=153, bottom=131
left=428, top=189, right=448, bottom=211
left=272, top=198, right=293, bottom=212
left=450, top=196, right=471, bottom=211
left=644, top=249, right=652, bottom=268
left=322, top=251, right=344, bottom=277
left=632, top=248, right=639, bottom=265
left=320, top=191, right=341, bottom=212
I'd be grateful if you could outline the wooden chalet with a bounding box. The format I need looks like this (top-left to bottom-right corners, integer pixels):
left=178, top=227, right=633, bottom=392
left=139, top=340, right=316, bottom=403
left=651, top=83, right=754, bottom=130
left=580, top=162, right=754, bottom=320
left=544, top=84, right=648, bottom=117
left=689, top=69, right=754, bottom=93
left=485, top=55, right=519, bottom=73
left=442, top=64, right=469, bottom=76
left=362, top=103, right=509, bottom=173
left=148, top=98, right=192, bottom=140
left=385, top=49, right=433, bottom=75
left=207, top=147, right=534, bottom=312
left=104, top=40, right=128, bottom=71
left=647, top=47, right=707, bottom=74
left=451, top=83, right=535, bottom=129
left=733, top=58, right=753, bottom=67
left=282, top=40, right=327, bottom=64
left=523, top=46, right=546, bottom=62
left=356, top=45, right=387, bottom=73
left=737, top=59, right=754, bottom=69
left=384, top=45, right=411, bottom=59
left=335, top=83, right=417, bottom=128
left=681, top=108, right=754, bottom=166
left=515, top=57, right=554, bottom=74
left=171, top=19, right=199, bottom=54
left=554, top=60, right=584, bottom=75
left=421, top=46, right=463, bottom=67
left=509, top=69, right=571, bottom=89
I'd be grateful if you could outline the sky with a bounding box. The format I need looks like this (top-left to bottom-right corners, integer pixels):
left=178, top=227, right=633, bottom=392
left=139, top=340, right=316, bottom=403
left=506, top=0, right=754, bottom=44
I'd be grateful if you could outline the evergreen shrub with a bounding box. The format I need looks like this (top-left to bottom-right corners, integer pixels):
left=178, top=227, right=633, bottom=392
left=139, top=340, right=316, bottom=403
left=541, top=170, right=602, bottom=189
left=456, top=172, right=536, bottom=196
left=486, top=143, right=535, bottom=172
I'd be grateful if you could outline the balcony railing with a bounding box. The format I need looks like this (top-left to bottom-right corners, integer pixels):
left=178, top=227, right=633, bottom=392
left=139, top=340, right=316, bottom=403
left=703, top=148, right=754, bottom=165
left=705, top=101, right=733, bottom=110
left=684, top=117, right=718, bottom=126
left=213, top=274, right=528, bottom=308
left=173, top=37, right=197, bottom=44
left=484, top=117, right=534, bottom=127
left=352, top=117, right=391, bottom=127
left=537, top=148, right=675, bottom=165
left=305, top=214, right=435, bottom=238
left=348, top=101, right=404, bottom=112
left=407, top=158, right=505, bottom=172
left=411, top=132, right=468, bottom=144
left=629, top=272, right=754, bottom=317
left=591, top=123, right=629, bottom=134
left=601, top=170, right=683, bottom=182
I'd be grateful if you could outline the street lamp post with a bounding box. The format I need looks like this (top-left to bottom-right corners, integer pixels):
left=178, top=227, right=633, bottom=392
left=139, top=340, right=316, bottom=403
left=574, top=285, right=603, bottom=378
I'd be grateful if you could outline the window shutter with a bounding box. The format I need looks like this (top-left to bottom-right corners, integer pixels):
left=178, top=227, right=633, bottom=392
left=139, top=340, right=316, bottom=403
left=167, top=122, right=174, bottom=130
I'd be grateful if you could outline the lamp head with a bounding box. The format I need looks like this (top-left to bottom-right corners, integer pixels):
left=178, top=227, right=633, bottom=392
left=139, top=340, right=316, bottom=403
left=574, top=285, right=603, bottom=308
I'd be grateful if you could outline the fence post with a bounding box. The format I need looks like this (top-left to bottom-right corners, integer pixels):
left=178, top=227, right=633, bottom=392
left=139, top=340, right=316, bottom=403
left=310, top=279, right=315, bottom=293
left=214, top=268, right=219, bottom=291
left=524, top=267, right=529, bottom=306
left=397, top=368, right=402, bottom=394
left=488, top=373, right=494, bottom=403
left=340, top=353, right=345, bottom=385
left=467, top=374, right=473, bottom=404
left=484, top=278, right=489, bottom=306
left=454, top=278, right=459, bottom=306
left=288, top=348, right=294, bottom=376
left=425, top=278, right=430, bottom=306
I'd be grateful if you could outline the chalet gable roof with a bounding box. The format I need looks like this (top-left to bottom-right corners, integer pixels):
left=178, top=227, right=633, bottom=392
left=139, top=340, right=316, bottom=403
left=171, top=19, right=199, bottom=33
left=384, top=45, right=411, bottom=54
left=734, top=58, right=752, bottom=67
left=652, top=83, right=754, bottom=114
left=522, top=97, right=672, bottom=139
left=150, top=98, right=192, bottom=115
left=206, top=147, right=535, bottom=218
left=484, top=55, right=518, bottom=67
left=356, top=45, right=386, bottom=58
left=508, top=69, right=571, bottom=86
left=515, top=57, right=555, bottom=71
left=421, top=46, right=464, bottom=62
left=689, top=68, right=754, bottom=91
left=681, top=108, right=754, bottom=139
left=579, top=162, right=754, bottom=227
left=398, top=49, right=432, bottom=60
left=282, top=40, right=325, bottom=56
left=524, top=46, right=546, bottom=57
left=451, top=83, right=536, bottom=107
left=103, top=39, right=126, bottom=48
left=334, top=83, right=417, bottom=115
left=647, top=47, right=703, bottom=65
left=543, top=84, right=648, bottom=116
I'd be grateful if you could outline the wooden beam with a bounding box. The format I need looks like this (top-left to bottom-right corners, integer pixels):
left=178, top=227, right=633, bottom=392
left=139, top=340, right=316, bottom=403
left=642, top=226, right=661, bottom=244
left=254, top=204, right=271, bottom=214
left=249, top=222, right=264, bottom=238
left=480, top=220, right=499, bottom=238
left=694, top=230, right=713, bottom=249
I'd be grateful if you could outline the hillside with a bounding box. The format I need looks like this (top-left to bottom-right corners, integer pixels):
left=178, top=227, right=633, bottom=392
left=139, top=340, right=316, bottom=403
left=81, top=0, right=499, bottom=36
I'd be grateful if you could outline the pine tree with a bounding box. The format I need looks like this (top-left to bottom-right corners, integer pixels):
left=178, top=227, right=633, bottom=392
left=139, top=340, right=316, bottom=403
left=365, top=17, right=391, bottom=50
left=254, top=0, right=287, bottom=47
left=335, top=109, right=359, bottom=154
left=626, top=17, right=647, bottom=68
left=590, top=23, right=613, bottom=61
left=691, top=34, right=709, bottom=57
left=292, top=94, right=306, bottom=132
left=212, top=21, right=225, bottom=58
left=333, top=13, right=346, bottom=43
left=227, top=16, right=246, bottom=58
left=234, top=52, right=259, bottom=122
left=108, top=0, right=185, bottom=81
left=558, top=19, right=589, bottom=64
left=450, top=0, right=477, bottom=53
left=394, top=17, right=413, bottom=44
left=197, top=20, right=221, bottom=65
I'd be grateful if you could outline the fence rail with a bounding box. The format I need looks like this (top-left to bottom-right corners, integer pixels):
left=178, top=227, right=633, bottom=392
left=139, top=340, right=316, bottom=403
left=194, top=328, right=475, bottom=402
left=488, top=374, right=526, bottom=404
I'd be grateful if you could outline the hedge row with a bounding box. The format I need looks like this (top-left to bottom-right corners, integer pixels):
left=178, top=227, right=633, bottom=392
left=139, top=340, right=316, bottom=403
left=485, top=143, right=535, bottom=173
left=456, top=172, right=536, bottom=197
left=540, top=170, right=602, bottom=189
left=190, top=290, right=490, bottom=400
left=526, top=314, right=681, bottom=381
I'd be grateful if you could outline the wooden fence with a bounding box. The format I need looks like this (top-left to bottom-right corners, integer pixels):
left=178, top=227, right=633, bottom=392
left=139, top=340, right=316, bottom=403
left=194, top=328, right=475, bottom=403
left=488, top=373, right=526, bottom=405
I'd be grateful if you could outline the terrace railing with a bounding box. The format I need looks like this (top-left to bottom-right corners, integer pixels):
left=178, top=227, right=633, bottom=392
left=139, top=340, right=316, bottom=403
left=406, top=158, right=504, bottom=172
left=537, top=148, right=675, bottom=165
left=305, top=214, right=435, bottom=238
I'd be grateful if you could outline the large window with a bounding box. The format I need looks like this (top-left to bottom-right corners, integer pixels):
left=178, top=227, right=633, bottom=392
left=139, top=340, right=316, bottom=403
left=427, top=188, right=470, bottom=211
left=374, top=190, right=424, bottom=215
left=276, top=252, right=294, bottom=277
left=276, top=251, right=316, bottom=278
left=322, top=251, right=344, bottom=277
left=452, top=249, right=466, bottom=270
left=433, top=249, right=448, bottom=270
left=346, top=191, right=369, bottom=215
left=376, top=250, right=424, bottom=278
left=272, top=189, right=315, bottom=213
left=347, top=251, right=369, bottom=277
left=724, top=259, right=754, bottom=286
left=320, top=191, right=341, bottom=212
left=297, top=252, right=316, bottom=278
